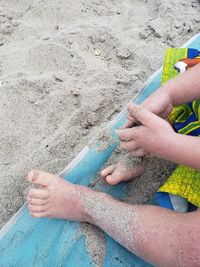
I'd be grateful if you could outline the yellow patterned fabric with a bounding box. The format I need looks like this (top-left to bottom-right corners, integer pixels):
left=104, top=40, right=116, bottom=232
left=161, top=48, right=187, bottom=84
left=158, top=48, right=200, bottom=207
left=158, top=165, right=200, bottom=207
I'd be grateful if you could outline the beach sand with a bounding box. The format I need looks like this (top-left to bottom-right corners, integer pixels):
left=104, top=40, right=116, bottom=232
left=0, top=0, right=200, bottom=265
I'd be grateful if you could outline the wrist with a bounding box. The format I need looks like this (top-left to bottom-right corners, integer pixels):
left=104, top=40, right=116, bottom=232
left=154, top=131, right=184, bottom=164
left=160, top=85, right=174, bottom=107
left=166, top=133, right=200, bottom=170
left=152, top=130, right=176, bottom=160
left=160, top=79, right=178, bottom=107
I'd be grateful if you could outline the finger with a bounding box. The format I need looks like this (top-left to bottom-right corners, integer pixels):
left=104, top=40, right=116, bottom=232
left=128, top=103, right=159, bottom=127
left=126, top=115, right=135, bottom=122
left=131, top=148, right=147, bottom=157
left=123, top=120, right=134, bottom=129
left=123, top=116, right=137, bottom=129
left=116, top=128, right=133, bottom=140
left=101, top=165, right=116, bottom=177
left=115, top=125, right=144, bottom=141
left=120, top=140, right=139, bottom=151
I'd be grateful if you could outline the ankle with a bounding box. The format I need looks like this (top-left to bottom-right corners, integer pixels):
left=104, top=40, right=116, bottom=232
left=80, top=189, right=113, bottom=225
left=73, top=185, right=95, bottom=223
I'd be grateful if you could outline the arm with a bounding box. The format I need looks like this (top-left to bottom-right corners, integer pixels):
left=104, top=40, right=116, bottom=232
left=158, top=133, right=200, bottom=171
left=28, top=170, right=200, bottom=267
left=82, top=189, right=200, bottom=267
left=126, top=63, right=200, bottom=127
left=162, top=63, right=200, bottom=105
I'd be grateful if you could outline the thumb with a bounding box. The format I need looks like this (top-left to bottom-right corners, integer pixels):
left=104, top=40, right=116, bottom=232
left=128, top=103, right=159, bottom=127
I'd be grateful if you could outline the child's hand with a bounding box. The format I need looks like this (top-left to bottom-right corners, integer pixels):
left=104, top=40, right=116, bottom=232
left=124, top=89, right=173, bottom=128
left=116, top=104, right=174, bottom=158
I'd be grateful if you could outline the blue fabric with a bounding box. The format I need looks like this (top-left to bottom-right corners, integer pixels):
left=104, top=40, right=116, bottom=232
left=156, top=192, right=174, bottom=210
left=172, top=101, right=200, bottom=136
left=187, top=48, right=200, bottom=58
left=186, top=127, right=200, bottom=136
left=173, top=113, right=197, bottom=131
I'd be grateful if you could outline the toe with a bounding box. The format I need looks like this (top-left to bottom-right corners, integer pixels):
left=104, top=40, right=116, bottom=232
left=30, top=211, right=49, bottom=218
left=101, top=165, right=116, bottom=177
left=28, top=169, right=57, bottom=187
left=106, top=175, right=118, bottom=185
left=27, top=197, right=48, bottom=206
left=28, top=188, right=50, bottom=199
left=106, top=167, right=125, bottom=185
left=106, top=166, right=145, bottom=185
left=131, top=149, right=147, bottom=157
left=28, top=204, right=48, bottom=213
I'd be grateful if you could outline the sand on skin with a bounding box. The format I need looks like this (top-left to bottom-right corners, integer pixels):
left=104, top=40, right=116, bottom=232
left=0, top=0, right=200, bottom=266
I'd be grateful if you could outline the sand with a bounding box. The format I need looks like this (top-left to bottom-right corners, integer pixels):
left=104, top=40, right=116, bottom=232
left=0, top=0, right=200, bottom=264
left=78, top=223, right=106, bottom=267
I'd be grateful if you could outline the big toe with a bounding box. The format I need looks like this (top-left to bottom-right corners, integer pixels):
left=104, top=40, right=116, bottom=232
left=106, top=167, right=125, bottom=185
left=28, top=169, right=57, bottom=187
left=106, top=174, right=120, bottom=185
left=101, top=165, right=116, bottom=177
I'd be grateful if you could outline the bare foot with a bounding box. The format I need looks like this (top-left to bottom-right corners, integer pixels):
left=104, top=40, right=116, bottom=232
left=101, top=163, right=145, bottom=185
left=27, top=170, right=88, bottom=221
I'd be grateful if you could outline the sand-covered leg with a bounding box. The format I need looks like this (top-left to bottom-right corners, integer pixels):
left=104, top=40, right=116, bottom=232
left=101, top=153, right=145, bottom=185
left=27, top=170, right=88, bottom=221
